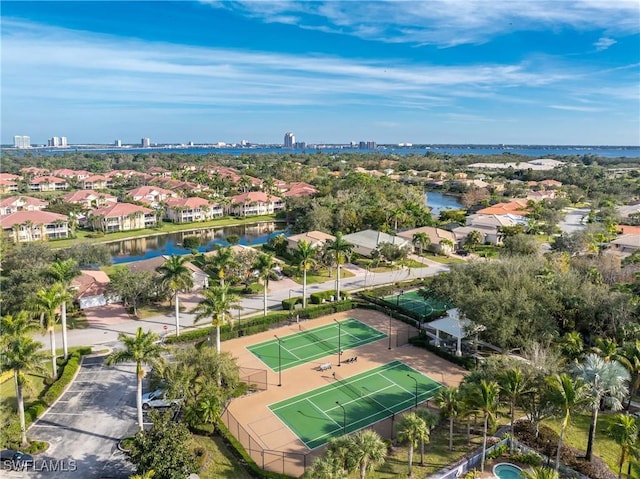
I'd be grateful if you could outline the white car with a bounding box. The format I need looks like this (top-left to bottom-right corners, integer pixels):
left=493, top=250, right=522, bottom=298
left=141, top=389, right=183, bottom=410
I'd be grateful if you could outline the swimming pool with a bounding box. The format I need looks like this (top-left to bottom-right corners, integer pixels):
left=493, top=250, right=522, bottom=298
left=493, top=463, right=523, bottom=479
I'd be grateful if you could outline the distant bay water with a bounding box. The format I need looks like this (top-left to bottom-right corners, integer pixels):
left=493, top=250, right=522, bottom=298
left=23, top=144, right=640, bottom=158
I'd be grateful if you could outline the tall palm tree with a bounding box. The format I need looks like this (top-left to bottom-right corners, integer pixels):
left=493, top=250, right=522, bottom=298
left=295, top=240, right=317, bottom=309
left=466, top=380, right=500, bottom=472
left=326, top=434, right=356, bottom=476
left=412, top=232, right=430, bottom=256
left=205, top=246, right=234, bottom=287
left=325, top=232, right=353, bottom=302
left=105, top=328, right=165, bottom=431
left=396, top=412, right=429, bottom=477
left=348, top=429, right=387, bottom=479
left=607, top=413, right=638, bottom=478
left=33, top=283, right=67, bottom=378
left=156, top=255, right=194, bottom=337
left=48, top=258, right=79, bottom=359
left=621, top=340, right=640, bottom=409
left=435, top=386, right=460, bottom=452
left=573, top=353, right=631, bottom=461
left=415, top=409, right=437, bottom=466
left=0, top=312, right=48, bottom=446
left=192, top=284, right=242, bottom=353
left=253, top=253, right=275, bottom=317
left=498, top=367, right=529, bottom=453
left=545, top=373, right=589, bottom=470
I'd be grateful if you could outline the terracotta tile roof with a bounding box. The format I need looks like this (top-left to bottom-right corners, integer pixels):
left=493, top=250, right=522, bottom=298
left=90, top=203, right=152, bottom=217
left=52, top=168, right=92, bottom=178
left=0, top=179, right=18, bottom=187
left=231, top=191, right=282, bottom=204
left=165, top=197, right=212, bottom=208
left=0, top=196, right=48, bottom=208
left=20, top=167, right=49, bottom=175
left=127, top=185, right=175, bottom=198
left=0, top=173, right=21, bottom=181
left=618, top=225, right=640, bottom=235
left=72, top=270, right=110, bottom=298
left=0, top=210, right=68, bottom=228
left=63, top=190, right=117, bottom=203
left=476, top=201, right=528, bottom=216
left=83, top=174, right=109, bottom=182
left=29, top=175, right=67, bottom=184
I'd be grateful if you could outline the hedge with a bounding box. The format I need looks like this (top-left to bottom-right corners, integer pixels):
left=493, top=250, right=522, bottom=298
left=309, top=289, right=349, bottom=304
left=408, top=336, right=476, bottom=369
left=42, top=352, right=82, bottom=406
left=281, top=296, right=303, bottom=310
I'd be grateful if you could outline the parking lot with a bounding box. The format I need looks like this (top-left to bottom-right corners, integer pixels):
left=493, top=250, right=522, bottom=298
left=6, top=355, right=137, bottom=479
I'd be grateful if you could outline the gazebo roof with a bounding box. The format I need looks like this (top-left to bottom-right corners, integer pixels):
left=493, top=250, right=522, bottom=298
left=426, top=309, right=471, bottom=338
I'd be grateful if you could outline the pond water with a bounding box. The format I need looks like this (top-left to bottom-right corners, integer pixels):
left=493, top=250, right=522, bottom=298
left=424, top=191, right=463, bottom=216
left=108, top=222, right=288, bottom=264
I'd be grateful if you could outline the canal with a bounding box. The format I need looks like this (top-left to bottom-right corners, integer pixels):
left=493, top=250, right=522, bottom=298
left=424, top=191, right=463, bottom=216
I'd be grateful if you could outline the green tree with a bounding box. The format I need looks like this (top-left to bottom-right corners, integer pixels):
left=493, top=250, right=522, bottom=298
left=498, top=367, right=529, bottom=453
left=192, top=284, right=242, bottom=353
left=415, top=408, right=437, bottom=466
left=607, top=413, right=638, bottom=478
left=558, top=332, right=584, bottom=364
left=129, top=471, right=155, bottom=479
left=0, top=312, right=47, bottom=446
left=349, top=429, right=387, bottom=479
left=573, top=353, right=630, bottom=461
left=107, top=267, right=155, bottom=317
left=545, top=373, right=589, bottom=470
left=466, top=380, right=500, bottom=472
left=205, top=245, right=234, bottom=287
left=521, top=467, right=560, bottom=479
left=396, top=412, right=429, bottom=477
left=48, top=258, right=79, bottom=360
left=464, top=229, right=483, bottom=252
left=412, top=232, right=430, bottom=255
left=503, top=234, right=540, bottom=256
left=156, top=255, right=194, bottom=337
left=295, top=240, right=317, bottom=309
left=105, top=328, right=166, bottom=431
left=254, top=253, right=275, bottom=317
left=127, top=410, right=195, bottom=479
left=33, top=283, right=67, bottom=378
left=325, top=232, right=354, bottom=301
left=435, top=386, right=460, bottom=452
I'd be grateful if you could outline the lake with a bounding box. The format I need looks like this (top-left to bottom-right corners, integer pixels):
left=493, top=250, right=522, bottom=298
left=424, top=191, right=463, bottom=216
left=109, top=222, right=288, bottom=264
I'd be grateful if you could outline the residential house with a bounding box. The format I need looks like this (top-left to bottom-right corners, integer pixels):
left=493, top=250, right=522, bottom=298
left=127, top=185, right=177, bottom=208
left=88, top=203, right=156, bottom=232
left=20, top=166, right=49, bottom=177
left=0, top=173, right=21, bottom=181
left=164, top=197, right=223, bottom=223
left=52, top=168, right=92, bottom=180
left=475, top=200, right=528, bottom=216
left=283, top=182, right=318, bottom=197
left=72, top=270, right=111, bottom=309
left=465, top=214, right=524, bottom=244
left=0, top=179, right=19, bottom=194
left=616, top=203, right=640, bottom=219
left=286, top=230, right=336, bottom=253
left=397, top=226, right=458, bottom=254
left=80, top=175, right=110, bottom=190
left=29, top=176, right=69, bottom=192
left=342, top=229, right=409, bottom=257
left=610, top=234, right=640, bottom=257
left=123, top=255, right=208, bottom=290
left=63, top=190, right=118, bottom=209
left=227, top=191, right=284, bottom=217
left=1, top=210, right=69, bottom=242
left=148, top=167, right=172, bottom=178
left=0, top=196, right=49, bottom=215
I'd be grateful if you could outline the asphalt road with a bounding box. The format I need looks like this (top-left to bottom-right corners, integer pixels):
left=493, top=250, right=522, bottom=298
left=558, top=207, right=590, bottom=234
left=8, top=355, right=137, bottom=479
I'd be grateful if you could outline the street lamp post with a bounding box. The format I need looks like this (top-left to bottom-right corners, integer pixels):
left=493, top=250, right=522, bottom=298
left=397, top=289, right=404, bottom=307
left=335, top=401, right=346, bottom=435
left=274, top=335, right=282, bottom=387
left=407, top=374, right=418, bottom=410
left=334, top=319, right=341, bottom=366
left=388, top=310, right=392, bottom=350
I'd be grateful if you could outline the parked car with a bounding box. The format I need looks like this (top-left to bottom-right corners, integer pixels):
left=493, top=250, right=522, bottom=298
left=1, top=450, right=34, bottom=470
left=141, top=389, right=183, bottom=410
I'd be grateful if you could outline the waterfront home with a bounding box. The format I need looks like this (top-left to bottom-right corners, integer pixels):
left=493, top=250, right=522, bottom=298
left=475, top=200, right=528, bottom=216
left=88, top=203, right=156, bottom=232
left=0, top=196, right=49, bottom=215
left=123, top=255, right=209, bottom=290
left=63, top=190, right=118, bottom=209
left=164, top=197, right=223, bottom=223
left=72, top=270, right=111, bottom=309
left=343, top=229, right=410, bottom=257
left=397, top=226, right=458, bottom=255
left=0, top=210, right=69, bottom=242
left=466, top=214, right=524, bottom=244
left=80, top=174, right=110, bottom=190
left=227, top=191, right=284, bottom=217
left=286, top=230, right=335, bottom=253
left=29, top=175, right=69, bottom=192
left=127, top=185, right=178, bottom=207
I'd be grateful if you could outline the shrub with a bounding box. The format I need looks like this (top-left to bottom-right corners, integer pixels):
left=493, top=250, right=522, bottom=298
left=182, top=236, right=200, bottom=249
left=510, top=452, right=542, bottom=466
left=281, top=297, right=302, bottom=310
left=42, top=352, right=81, bottom=406
left=24, top=402, right=46, bottom=423
left=487, top=443, right=508, bottom=459
left=408, top=337, right=475, bottom=369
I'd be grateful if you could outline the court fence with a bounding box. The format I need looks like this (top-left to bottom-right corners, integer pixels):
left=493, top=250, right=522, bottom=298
left=239, top=366, right=268, bottom=392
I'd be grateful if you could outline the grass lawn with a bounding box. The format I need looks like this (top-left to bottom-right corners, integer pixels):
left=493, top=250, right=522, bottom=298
left=135, top=302, right=187, bottom=319
left=290, top=267, right=355, bottom=285
left=0, top=373, right=48, bottom=412
left=190, top=434, right=253, bottom=479
left=421, top=253, right=465, bottom=264
left=542, top=412, right=622, bottom=475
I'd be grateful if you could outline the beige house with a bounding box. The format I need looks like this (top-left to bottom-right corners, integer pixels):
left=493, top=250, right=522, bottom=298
left=80, top=175, right=110, bottom=190
left=227, top=191, right=284, bottom=217
left=0, top=196, right=49, bottom=215
left=88, top=203, right=156, bottom=232
left=1, top=210, right=69, bottom=242
left=63, top=190, right=118, bottom=209
left=164, top=197, right=223, bottom=223
left=127, top=185, right=177, bottom=207
left=29, top=176, right=68, bottom=192
left=286, top=230, right=336, bottom=253
left=343, top=229, right=409, bottom=257
left=610, top=234, right=640, bottom=257
left=398, top=226, right=458, bottom=254
left=124, top=255, right=209, bottom=290
left=0, top=179, right=19, bottom=193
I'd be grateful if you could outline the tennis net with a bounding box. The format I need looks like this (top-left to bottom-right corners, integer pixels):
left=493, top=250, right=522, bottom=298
left=299, top=325, right=336, bottom=354
left=335, top=373, right=387, bottom=413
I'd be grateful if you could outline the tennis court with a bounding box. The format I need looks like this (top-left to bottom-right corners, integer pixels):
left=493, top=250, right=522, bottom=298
left=384, top=289, right=450, bottom=317
left=269, top=360, right=441, bottom=449
left=246, top=318, right=386, bottom=371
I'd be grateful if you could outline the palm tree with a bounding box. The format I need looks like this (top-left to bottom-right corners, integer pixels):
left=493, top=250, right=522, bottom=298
left=295, top=240, right=317, bottom=309
left=545, top=373, right=589, bottom=470
left=573, top=353, right=631, bottom=461
left=196, top=394, right=222, bottom=436
left=325, top=232, right=354, bottom=302
left=559, top=331, right=584, bottom=364
left=464, top=229, right=483, bottom=252
left=396, top=412, right=429, bottom=477
left=466, top=380, right=500, bottom=472
left=105, top=328, right=165, bottom=431
left=498, top=367, right=529, bottom=453
left=205, top=245, right=235, bottom=287
left=0, top=312, right=48, bottom=446
left=192, top=284, right=242, bottom=353
left=326, top=434, right=356, bottom=476
left=621, top=340, right=640, bottom=409
left=129, top=470, right=156, bottom=479
left=156, top=255, right=194, bottom=337
left=253, top=253, right=275, bottom=317
left=415, top=409, right=437, bottom=466
left=607, top=413, right=638, bottom=478
left=349, top=429, right=387, bottom=479
left=33, top=283, right=68, bottom=378
left=521, top=467, right=560, bottom=479
left=435, top=386, right=460, bottom=452
left=48, top=258, right=79, bottom=360
left=307, top=455, right=344, bottom=479
left=411, top=232, right=430, bottom=256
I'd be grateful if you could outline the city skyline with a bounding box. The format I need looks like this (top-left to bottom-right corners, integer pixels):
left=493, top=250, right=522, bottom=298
left=2, top=1, right=639, bottom=146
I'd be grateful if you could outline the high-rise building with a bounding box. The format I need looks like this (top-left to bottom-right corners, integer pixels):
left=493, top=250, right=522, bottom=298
left=60, top=137, right=68, bottom=147
left=284, top=132, right=295, bottom=148
left=114, top=139, right=122, bottom=147
left=358, top=141, right=377, bottom=150
left=13, top=135, right=30, bottom=148
left=48, top=137, right=60, bottom=147
left=141, top=137, right=151, bottom=147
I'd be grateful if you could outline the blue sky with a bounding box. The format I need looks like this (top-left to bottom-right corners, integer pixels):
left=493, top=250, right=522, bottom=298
left=2, top=1, right=639, bottom=146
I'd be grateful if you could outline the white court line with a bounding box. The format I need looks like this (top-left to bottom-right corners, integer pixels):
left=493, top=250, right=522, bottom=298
left=306, top=398, right=341, bottom=428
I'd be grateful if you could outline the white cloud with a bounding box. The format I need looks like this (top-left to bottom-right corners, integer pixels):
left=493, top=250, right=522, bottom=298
left=594, top=37, right=617, bottom=51
left=549, top=105, right=606, bottom=112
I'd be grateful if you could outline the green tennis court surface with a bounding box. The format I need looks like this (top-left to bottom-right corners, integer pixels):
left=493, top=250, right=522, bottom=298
left=247, top=318, right=386, bottom=371
left=384, top=290, right=450, bottom=317
left=269, top=361, right=441, bottom=449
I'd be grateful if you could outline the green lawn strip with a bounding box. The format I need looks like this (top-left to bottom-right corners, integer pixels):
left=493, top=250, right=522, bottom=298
left=420, top=253, right=466, bottom=264
left=269, top=361, right=441, bottom=450
left=542, top=413, right=621, bottom=474
left=190, top=434, right=253, bottom=479
left=289, top=267, right=355, bottom=285
left=0, top=373, right=48, bottom=411
left=246, top=318, right=386, bottom=371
